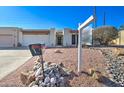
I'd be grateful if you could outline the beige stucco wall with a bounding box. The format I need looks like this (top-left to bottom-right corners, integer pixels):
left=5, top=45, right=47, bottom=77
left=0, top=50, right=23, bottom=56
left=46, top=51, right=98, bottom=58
left=0, top=27, right=22, bottom=47
left=0, top=27, right=78, bottom=47
left=63, top=28, right=72, bottom=46
left=49, top=28, right=56, bottom=47
left=111, top=30, right=124, bottom=45
left=119, top=30, right=124, bottom=45
left=18, top=30, right=23, bottom=45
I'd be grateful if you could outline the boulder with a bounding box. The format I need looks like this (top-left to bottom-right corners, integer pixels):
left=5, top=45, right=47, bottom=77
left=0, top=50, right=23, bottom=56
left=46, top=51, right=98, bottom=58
left=28, top=81, right=36, bottom=87
left=54, top=49, right=62, bottom=53
left=59, top=77, right=65, bottom=86
left=92, top=71, right=103, bottom=81
left=33, top=62, right=41, bottom=71
left=44, top=76, right=50, bottom=84
left=117, top=48, right=124, bottom=56
left=32, top=85, right=38, bottom=87
left=35, top=67, right=42, bottom=77
left=88, top=68, right=95, bottom=76
left=27, top=72, right=35, bottom=85
left=20, top=72, right=29, bottom=85
left=50, top=77, right=57, bottom=85
left=20, top=71, right=35, bottom=85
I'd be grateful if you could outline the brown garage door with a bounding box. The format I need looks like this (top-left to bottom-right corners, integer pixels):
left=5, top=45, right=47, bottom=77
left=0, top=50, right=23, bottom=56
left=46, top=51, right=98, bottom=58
left=0, top=35, right=14, bottom=47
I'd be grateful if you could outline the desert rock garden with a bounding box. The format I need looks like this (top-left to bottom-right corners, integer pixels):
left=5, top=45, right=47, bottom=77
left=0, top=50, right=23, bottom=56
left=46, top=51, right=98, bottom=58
left=21, top=61, right=74, bottom=87
left=0, top=47, right=124, bottom=87
left=100, top=48, right=124, bottom=87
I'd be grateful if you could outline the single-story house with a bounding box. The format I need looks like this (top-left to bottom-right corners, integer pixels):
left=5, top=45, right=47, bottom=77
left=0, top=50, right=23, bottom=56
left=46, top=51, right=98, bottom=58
left=111, top=30, right=124, bottom=46
left=0, top=27, right=79, bottom=47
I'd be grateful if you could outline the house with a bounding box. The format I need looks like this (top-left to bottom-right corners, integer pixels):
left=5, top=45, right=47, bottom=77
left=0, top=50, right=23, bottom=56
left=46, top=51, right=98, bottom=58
left=0, top=27, right=79, bottom=47
left=111, top=30, right=124, bottom=46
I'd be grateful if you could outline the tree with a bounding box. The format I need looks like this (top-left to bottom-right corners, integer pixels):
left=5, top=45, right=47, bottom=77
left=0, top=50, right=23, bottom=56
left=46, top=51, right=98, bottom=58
left=93, top=26, right=118, bottom=46
left=119, top=25, right=124, bottom=30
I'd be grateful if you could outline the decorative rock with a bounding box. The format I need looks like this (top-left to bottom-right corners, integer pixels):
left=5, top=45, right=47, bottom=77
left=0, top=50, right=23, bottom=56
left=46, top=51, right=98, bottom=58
left=62, top=67, right=72, bottom=76
left=33, top=66, right=37, bottom=71
left=26, top=72, right=35, bottom=85
left=55, top=73, right=61, bottom=78
left=35, top=74, right=44, bottom=84
left=50, top=77, right=56, bottom=85
left=58, top=63, right=64, bottom=67
left=32, top=85, right=38, bottom=87
left=59, top=82, right=65, bottom=87
left=101, top=48, right=124, bottom=86
left=35, top=67, right=42, bottom=77
left=38, top=75, right=44, bottom=80
left=38, top=80, right=43, bottom=86
left=59, top=77, right=65, bottom=86
left=21, top=61, right=73, bottom=87
left=44, top=62, right=49, bottom=69
left=20, top=71, right=35, bottom=85
left=28, top=81, right=36, bottom=87
left=44, top=76, right=50, bottom=84
left=46, top=83, right=51, bottom=87
left=54, top=49, right=62, bottom=53
left=20, top=72, right=29, bottom=85
left=39, top=82, right=46, bottom=87
left=88, top=68, right=95, bottom=76
left=33, top=62, right=41, bottom=71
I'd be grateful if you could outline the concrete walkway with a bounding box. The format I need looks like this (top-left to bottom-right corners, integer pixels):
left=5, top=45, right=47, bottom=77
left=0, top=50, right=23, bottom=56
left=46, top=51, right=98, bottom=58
left=0, top=48, right=31, bottom=80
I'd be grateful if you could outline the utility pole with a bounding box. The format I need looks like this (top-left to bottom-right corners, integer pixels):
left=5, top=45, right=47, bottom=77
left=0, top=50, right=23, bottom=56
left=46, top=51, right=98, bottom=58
left=92, top=6, right=96, bottom=46
left=93, top=6, right=97, bottom=28
left=103, top=12, right=106, bottom=25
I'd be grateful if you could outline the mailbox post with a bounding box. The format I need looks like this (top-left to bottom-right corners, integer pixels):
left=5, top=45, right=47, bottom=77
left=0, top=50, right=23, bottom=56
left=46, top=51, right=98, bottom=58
left=29, top=43, right=45, bottom=81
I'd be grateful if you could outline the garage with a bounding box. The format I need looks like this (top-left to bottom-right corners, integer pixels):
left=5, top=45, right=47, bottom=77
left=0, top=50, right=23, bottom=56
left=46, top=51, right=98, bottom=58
left=22, top=35, right=49, bottom=46
left=0, top=34, right=14, bottom=47
left=0, top=27, right=21, bottom=47
left=22, top=30, right=50, bottom=46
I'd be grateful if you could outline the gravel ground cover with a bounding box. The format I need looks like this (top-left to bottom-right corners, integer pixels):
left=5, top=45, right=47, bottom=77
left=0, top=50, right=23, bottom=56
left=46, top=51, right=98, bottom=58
left=0, top=48, right=120, bottom=87
left=100, top=48, right=124, bottom=87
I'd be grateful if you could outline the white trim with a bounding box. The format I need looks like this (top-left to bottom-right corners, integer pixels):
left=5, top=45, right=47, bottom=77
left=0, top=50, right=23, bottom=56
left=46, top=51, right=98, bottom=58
left=78, top=16, right=94, bottom=30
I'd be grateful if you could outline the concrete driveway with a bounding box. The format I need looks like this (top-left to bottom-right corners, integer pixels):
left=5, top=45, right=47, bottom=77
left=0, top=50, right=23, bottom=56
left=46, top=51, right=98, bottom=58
left=0, top=47, right=32, bottom=80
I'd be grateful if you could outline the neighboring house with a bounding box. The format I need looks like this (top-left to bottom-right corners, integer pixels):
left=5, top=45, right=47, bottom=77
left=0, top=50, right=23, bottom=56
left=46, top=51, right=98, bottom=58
left=0, top=27, right=79, bottom=47
left=119, top=30, right=124, bottom=45
left=111, top=30, right=124, bottom=46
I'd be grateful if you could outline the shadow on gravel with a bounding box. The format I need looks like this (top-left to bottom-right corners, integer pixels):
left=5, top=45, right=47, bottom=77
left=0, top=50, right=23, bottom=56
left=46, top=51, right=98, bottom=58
left=79, top=71, right=122, bottom=87
left=67, top=71, right=79, bottom=87
left=98, top=76, right=122, bottom=87
left=80, top=71, right=91, bottom=76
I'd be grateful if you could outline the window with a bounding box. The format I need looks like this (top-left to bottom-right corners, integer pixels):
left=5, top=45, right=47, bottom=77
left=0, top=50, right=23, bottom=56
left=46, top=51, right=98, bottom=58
left=72, top=34, right=76, bottom=44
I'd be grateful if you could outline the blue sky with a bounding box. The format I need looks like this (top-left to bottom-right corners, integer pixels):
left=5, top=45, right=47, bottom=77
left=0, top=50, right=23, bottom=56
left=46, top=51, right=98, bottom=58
left=0, top=6, right=123, bottom=29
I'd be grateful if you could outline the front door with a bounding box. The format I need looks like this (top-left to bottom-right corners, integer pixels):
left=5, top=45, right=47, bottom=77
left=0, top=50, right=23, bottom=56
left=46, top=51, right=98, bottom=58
left=56, top=35, right=63, bottom=46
